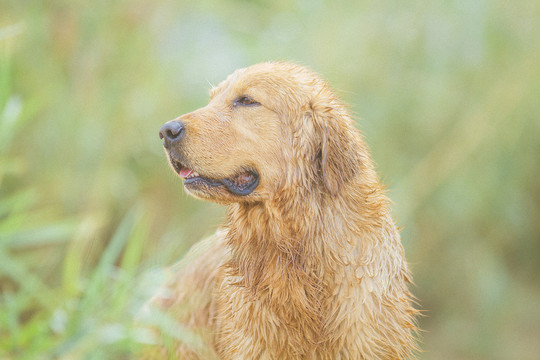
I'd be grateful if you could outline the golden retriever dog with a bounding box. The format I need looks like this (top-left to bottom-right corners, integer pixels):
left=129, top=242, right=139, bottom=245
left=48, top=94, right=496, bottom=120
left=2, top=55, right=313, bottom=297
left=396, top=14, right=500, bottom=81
left=139, top=62, right=418, bottom=359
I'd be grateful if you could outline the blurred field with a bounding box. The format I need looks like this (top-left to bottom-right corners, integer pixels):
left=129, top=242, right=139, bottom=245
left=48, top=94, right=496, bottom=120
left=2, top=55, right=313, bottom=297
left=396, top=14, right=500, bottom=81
left=1, top=0, right=539, bottom=359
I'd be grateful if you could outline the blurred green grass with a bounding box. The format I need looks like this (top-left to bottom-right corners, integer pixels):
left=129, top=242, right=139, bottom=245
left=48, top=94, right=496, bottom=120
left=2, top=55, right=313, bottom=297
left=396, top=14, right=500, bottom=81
left=1, top=0, right=539, bottom=359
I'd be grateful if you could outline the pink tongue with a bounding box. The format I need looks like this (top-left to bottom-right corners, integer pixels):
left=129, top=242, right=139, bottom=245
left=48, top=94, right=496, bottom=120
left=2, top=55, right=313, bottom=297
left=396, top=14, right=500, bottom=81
left=179, top=167, right=193, bottom=179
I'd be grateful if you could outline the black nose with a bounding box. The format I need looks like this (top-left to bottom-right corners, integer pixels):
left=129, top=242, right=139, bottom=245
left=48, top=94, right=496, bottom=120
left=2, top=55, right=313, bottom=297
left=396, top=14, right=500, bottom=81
left=159, top=121, right=185, bottom=146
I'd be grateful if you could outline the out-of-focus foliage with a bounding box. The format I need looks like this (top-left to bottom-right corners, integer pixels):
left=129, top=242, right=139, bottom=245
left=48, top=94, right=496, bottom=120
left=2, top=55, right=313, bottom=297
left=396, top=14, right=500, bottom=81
left=0, top=0, right=539, bottom=359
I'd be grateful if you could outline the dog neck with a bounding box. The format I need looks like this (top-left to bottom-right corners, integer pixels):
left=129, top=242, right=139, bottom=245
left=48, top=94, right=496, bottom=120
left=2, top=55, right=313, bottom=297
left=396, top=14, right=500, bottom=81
left=223, top=172, right=390, bottom=291
left=222, top=178, right=396, bottom=346
left=221, top=167, right=417, bottom=356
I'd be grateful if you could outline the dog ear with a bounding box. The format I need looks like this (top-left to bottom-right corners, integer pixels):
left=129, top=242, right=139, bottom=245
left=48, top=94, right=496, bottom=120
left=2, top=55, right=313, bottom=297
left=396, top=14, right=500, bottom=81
left=310, top=96, right=361, bottom=195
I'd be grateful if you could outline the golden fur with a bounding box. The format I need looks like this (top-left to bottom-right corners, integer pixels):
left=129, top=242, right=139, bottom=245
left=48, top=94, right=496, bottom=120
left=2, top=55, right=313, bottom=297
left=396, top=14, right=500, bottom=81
left=138, top=62, right=418, bottom=359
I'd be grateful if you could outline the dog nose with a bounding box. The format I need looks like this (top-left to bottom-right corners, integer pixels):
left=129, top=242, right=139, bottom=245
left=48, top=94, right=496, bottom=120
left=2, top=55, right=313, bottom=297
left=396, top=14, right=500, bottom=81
left=159, top=121, right=185, bottom=146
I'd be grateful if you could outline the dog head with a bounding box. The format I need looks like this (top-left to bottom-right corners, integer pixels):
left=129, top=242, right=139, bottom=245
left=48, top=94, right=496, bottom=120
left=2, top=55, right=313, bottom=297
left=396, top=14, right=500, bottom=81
left=159, top=62, right=361, bottom=204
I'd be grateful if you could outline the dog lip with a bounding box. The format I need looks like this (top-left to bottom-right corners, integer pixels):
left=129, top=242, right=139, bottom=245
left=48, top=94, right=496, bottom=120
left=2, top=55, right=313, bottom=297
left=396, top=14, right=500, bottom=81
left=184, top=168, right=259, bottom=196
left=221, top=171, right=259, bottom=196
left=169, top=155, right=258, bottom=196
left=184, top=170, right=259, bottom=196
left=169, top=156, right=204, bottom=181
left=184, top=176, right=222, bottom=187
left=169, top=156, right=185, bottom=175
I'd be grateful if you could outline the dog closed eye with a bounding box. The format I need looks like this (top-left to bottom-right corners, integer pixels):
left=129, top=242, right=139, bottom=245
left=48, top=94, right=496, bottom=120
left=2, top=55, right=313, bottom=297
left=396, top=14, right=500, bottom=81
left=233, top=96, right=260, bottom=107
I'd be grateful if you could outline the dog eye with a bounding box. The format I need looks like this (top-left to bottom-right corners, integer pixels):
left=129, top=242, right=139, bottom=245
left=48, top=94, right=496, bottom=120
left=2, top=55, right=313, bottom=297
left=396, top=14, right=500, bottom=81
left=234, top=96, right=260, bottom=107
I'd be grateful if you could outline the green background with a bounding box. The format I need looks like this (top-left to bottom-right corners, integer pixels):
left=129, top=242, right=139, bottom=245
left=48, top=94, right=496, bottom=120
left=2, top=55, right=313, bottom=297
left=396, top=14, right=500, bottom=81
left=1, top=0, right=539, bottom=359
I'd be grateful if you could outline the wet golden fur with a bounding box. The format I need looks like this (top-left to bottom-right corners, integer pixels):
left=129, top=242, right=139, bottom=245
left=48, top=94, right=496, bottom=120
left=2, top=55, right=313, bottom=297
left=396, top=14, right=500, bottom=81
left=139, top=62, right=418, bottom=359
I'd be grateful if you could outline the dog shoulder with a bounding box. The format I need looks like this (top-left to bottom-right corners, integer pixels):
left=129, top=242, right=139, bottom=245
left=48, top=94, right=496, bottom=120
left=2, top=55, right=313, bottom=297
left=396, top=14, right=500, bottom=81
left=135, top=229, right=229, bottom=359
left=148, top=229, right=228, bottom=311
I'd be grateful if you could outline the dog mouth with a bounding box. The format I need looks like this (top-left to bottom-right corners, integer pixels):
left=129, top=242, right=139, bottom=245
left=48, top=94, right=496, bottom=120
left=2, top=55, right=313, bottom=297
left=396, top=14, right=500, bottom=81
left=170, top=157, right=259, bottom=196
